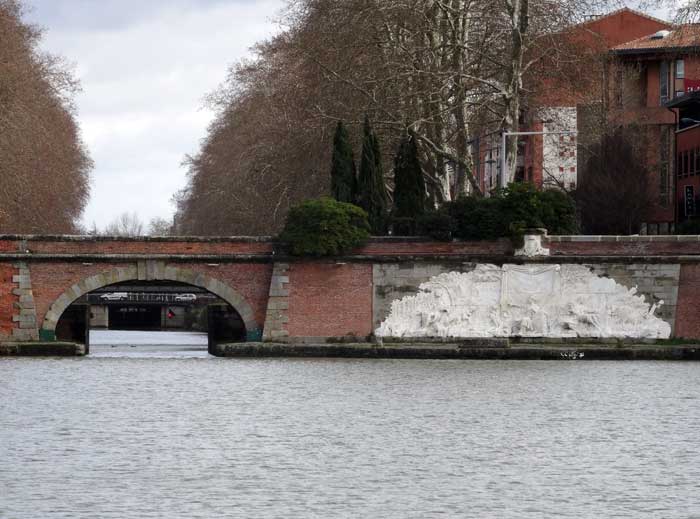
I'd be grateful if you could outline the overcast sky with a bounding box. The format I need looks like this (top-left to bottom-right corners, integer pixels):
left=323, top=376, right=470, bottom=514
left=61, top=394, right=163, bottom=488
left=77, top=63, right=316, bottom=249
left=25, top=0, right=285, bottom=230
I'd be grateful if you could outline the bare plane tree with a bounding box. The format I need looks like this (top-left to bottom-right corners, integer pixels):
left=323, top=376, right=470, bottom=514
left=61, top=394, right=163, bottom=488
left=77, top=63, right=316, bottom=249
left=0, top=0, right=92, bottom=234
left=174, top=0, right=659, bottom=235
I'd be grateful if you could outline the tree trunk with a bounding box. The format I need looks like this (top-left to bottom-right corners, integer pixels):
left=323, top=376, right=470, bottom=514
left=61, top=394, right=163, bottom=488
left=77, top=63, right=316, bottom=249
left=503, top=0, right=529, bottom=185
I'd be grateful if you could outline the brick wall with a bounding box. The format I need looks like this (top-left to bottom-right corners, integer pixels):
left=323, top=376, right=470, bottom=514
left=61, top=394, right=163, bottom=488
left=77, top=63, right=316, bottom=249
left=12, top=237, right=272, bottom=256
left=287, top=262, right=373, bottom=340
left=356, top=239, right=513, bottom=256
left=3, top=235, right=700, bottom=342
left=675, top=264, right=700, bottom=338
left=30, top=262, right=126, bottom=330
left=27, top=261, right=272, bottom=335
left=547, top=236, right=700, bottom=256
left=196, top=263, right=272, bottom=328
left=0, top=264, right=15, bottom=338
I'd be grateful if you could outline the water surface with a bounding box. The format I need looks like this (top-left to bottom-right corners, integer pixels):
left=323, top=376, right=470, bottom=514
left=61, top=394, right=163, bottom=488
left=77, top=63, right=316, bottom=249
left=2, top=331, right=699, bottom=518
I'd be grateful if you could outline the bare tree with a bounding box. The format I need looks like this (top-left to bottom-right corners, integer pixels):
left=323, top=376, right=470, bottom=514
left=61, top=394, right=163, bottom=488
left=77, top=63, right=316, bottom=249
left=174, top=0, right=641, bottom=235
left=0, top=0, right=92, bottom=234
left=575, top=126, right=656, bottom=234
left=103, top=212, right=144, bottom=237
left=147, top=217, right=173, bottom=236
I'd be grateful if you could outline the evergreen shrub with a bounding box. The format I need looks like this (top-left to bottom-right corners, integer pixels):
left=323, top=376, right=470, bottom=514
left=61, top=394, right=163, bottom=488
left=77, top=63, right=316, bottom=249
left=421, top=183, right=577, bottom=242
left=279, top=197, right=370, bottom=256
left=677, top=218, right=700, bottom=235
left=330, top=121, right=357, bottom=204
left=357, top=117, right=389, bottom=235
left=418, top=210, right=454, bottom=241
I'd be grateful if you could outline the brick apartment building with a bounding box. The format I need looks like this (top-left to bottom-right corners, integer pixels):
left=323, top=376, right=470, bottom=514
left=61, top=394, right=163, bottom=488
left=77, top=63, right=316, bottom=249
left=611, top=24, right=700, bottom=230
left=472, top=9, right=671, bottom=195
left=471, top=9, right=700, bottom=231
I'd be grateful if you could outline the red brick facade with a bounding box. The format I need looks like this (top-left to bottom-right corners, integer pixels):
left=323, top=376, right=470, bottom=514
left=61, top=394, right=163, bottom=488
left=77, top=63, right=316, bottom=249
left=0, top=264, right=14, bottom=338
left=287, top=262, right=373, bottom=339
left=675, top=264, right=700, bottom=338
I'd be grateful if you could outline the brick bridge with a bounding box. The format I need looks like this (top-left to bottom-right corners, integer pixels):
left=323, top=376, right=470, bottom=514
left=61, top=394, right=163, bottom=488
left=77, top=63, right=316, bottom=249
left=2, top=234, right=700, bottom=347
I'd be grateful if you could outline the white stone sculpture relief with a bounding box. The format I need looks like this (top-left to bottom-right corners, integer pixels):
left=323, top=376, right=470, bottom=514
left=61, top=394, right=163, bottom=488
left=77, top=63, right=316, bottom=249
left=376, top=264, right=671, bottom=339
left=514, top=233, right=550, bottom=257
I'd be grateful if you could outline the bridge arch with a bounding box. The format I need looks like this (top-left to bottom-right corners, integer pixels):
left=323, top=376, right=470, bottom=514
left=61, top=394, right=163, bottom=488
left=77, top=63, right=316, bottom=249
left=40, top=263, right=259, bottom=340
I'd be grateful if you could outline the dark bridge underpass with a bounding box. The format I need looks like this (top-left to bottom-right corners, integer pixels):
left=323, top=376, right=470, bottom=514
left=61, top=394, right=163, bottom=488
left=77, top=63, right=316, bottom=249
left=56, top=281, right=247, bottom=353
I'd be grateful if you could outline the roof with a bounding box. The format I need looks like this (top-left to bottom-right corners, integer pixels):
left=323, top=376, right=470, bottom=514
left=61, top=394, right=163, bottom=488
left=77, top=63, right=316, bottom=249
left=612, top=24, right=700, bottom=54
left=578, top=7, right=670, bottom=29
left=666, top=91, right=700, bottom=108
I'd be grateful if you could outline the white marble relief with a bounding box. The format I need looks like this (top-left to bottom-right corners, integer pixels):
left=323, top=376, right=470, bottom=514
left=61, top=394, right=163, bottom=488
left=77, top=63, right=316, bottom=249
left=376, top=264, right=671, bottom=339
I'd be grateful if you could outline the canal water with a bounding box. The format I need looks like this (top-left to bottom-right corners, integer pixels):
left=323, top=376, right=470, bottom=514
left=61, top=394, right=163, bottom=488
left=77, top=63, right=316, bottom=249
left=2, top=331, right=700, bottom=518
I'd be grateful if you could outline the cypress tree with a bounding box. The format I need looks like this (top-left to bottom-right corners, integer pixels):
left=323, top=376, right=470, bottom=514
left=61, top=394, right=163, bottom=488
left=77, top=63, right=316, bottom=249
left=330, top=121, right=357, bottom=203
left=357, top=116, right=389, bottom=234
left=392, top=132, right=425, bottom=220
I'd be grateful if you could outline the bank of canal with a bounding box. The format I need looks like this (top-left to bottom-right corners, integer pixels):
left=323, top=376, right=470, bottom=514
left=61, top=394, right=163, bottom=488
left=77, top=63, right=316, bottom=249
left=7, top=339, right=700, bottom=360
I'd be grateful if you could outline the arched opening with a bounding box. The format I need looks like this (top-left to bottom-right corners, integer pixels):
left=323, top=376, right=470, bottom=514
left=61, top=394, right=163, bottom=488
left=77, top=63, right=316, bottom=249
left=42, top=265, right=259, bottom=355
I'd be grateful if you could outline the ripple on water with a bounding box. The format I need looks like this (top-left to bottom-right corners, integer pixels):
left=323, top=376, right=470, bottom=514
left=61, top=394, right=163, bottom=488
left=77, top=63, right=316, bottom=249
left=1, top=333, right=700, bottom=518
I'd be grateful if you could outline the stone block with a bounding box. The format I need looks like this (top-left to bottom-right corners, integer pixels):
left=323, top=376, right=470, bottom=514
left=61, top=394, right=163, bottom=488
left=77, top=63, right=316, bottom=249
left=238, top=307, right=255, bottom=321
left=43, top=311, right=59, bottom=324
left=13, top=314, right=35, bottom=325
left=266, top=299, right=289, bottom=310
left=653, top=278, right=676, bottom=287
left=84, top=276, right=102, bottom=291
left=12, top=328, right=37, bottom=341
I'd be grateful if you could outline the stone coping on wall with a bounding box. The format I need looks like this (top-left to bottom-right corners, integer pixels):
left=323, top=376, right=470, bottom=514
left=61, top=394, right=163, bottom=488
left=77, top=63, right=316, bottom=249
left=0, top=253, right=276, bottom=262
left=546, top=235, right=700, bottom=242
left=2, top=234, right=700, bottom=263
left=0, top=234, right=274, bottom=242
left=3, top=234, right=700, bottom=243
left=4, top=253, right=700, bottom=264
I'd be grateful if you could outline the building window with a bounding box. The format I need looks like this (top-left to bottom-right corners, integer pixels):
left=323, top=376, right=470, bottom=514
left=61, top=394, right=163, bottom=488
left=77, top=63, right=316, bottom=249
left=696, top=147, right=700, bottom=172
left=660, top=61, right=669, bottom=104
left=676, top=59, right=685, bottom=79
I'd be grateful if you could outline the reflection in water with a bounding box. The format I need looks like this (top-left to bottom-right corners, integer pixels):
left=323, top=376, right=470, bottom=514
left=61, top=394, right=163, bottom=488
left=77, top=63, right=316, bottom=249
left=2, top=333, right=700, bottom=518
left=89, top=330, right=210, bottom=358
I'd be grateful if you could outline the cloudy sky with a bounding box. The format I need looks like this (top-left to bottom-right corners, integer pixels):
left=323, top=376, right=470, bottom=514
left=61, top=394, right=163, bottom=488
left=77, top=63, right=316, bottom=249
left=25, top=0, right=285, bottom=230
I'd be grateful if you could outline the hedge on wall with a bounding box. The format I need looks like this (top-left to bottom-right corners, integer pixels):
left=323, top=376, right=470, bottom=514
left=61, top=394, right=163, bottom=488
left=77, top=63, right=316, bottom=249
left=419, top=183, right=577, bottom=242
left=677, top=218, right=700, bottom=235
left=279, top=197, right=371, bottom=256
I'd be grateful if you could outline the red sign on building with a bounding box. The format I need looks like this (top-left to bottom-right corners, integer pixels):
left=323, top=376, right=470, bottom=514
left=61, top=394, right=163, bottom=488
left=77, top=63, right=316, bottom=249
left=686, top=79, right=700, bottom=93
